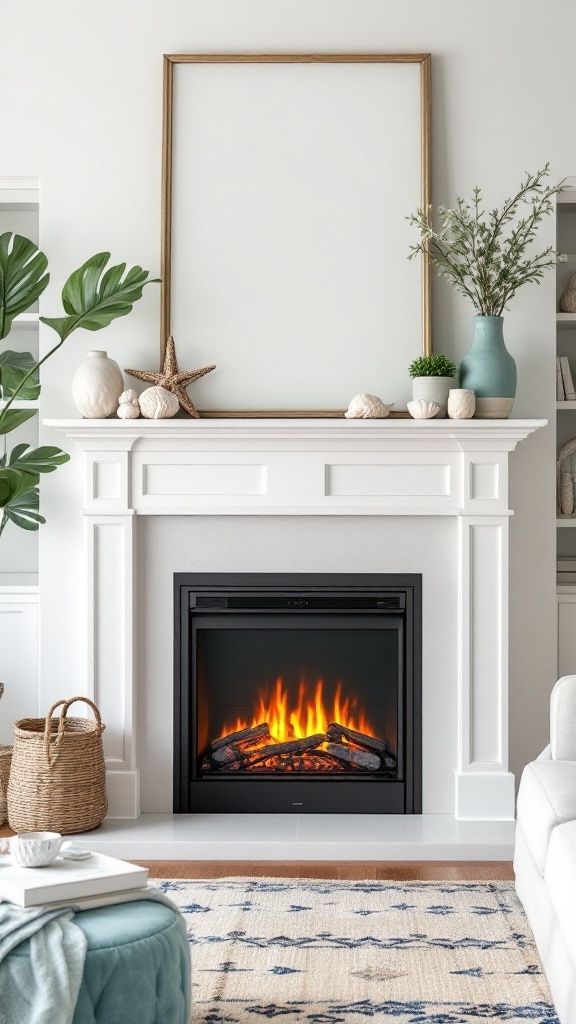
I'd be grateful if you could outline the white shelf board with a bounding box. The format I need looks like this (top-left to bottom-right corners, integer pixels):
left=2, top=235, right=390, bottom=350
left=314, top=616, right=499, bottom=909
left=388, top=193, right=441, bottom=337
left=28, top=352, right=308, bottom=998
left=0, top=399, right=39, bottom=410
left=556, top=313, right=576, bottom=328
left=557, top=401, right=576, bottom=409
left=0, top=176, right=39, bottom=209
left=12, top=313, right=39, bottom=329
left=557, top=517, right=576, bottom=526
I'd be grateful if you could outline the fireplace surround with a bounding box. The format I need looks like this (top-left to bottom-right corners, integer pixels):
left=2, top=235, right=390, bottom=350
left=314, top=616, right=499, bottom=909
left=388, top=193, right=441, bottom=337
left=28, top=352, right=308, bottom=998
left=174, top=572, right=422, bottom=814
left=46, top=416, right=546, bottom=821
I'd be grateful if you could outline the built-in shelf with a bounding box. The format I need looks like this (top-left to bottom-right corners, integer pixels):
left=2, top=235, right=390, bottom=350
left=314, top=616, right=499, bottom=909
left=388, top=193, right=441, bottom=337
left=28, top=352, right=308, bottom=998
left=0, top=176, right=39, bottom=210
left=557, top=401, right=576, bottom=409
left=0, top=399, right=39, bottom=411
left=557, top=517, right=576, bottom=527
left=556, top=313, right=576, bottom=328
left=12, top=313, right=39, bottom=328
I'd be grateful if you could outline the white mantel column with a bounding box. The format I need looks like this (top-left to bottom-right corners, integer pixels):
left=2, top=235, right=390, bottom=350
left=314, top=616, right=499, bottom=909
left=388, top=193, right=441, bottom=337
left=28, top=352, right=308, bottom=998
left=84, top=442, right=139, bottom=818
left=455, top=442, right=515, bottom=819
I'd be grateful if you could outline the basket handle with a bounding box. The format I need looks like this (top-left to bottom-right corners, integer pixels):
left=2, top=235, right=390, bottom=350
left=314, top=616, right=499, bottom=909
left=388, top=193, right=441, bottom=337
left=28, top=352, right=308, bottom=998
left=44, top=697, right=103, bottom=767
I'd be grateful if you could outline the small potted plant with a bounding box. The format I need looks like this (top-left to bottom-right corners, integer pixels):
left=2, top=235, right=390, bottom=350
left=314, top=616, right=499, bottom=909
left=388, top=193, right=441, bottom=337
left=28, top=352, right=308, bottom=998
left=408, top=353, right=457, bottom=417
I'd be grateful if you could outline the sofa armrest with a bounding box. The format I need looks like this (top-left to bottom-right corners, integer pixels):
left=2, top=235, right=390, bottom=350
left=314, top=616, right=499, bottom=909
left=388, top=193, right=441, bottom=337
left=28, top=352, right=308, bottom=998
left=551, top=675, right=576, bottom=760
left=536, top=744, right=552, bottom=760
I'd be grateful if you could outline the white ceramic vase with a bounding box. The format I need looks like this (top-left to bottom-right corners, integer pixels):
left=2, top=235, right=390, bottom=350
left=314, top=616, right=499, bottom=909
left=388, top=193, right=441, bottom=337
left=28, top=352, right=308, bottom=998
left=411, top=377, right=453, bottom=418
left=72, top=350, right=124, bottom=419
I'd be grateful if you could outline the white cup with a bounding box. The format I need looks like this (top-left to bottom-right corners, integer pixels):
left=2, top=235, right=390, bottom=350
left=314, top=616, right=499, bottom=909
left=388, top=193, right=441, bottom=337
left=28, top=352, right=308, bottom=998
left=2, top=831, right=63, bottom=867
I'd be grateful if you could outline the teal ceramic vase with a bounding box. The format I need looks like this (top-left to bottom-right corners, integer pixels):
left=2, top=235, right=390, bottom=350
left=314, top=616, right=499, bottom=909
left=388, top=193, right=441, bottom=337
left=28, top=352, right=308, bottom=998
left=459, top=316, right=517, bottom=418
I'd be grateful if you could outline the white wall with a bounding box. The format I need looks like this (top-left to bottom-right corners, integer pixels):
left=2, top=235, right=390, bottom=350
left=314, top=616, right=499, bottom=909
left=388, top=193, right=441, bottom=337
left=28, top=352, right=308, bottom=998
left=2, top=0, right=566, bottom=790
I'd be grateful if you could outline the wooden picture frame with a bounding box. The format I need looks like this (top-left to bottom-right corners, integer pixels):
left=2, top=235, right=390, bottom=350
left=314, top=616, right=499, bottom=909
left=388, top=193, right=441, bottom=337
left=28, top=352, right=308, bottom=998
left=162, top=54, right=431, bottom=417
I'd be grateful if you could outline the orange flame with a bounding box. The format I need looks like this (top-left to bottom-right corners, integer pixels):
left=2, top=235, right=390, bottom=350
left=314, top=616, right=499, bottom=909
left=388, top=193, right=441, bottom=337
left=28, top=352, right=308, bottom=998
left=219, top=677, right=375, bottom=743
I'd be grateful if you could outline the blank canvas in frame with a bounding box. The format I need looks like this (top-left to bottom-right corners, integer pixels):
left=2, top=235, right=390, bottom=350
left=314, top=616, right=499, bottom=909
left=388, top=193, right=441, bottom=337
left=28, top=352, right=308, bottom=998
left=165, top=55, right=430, bottom=413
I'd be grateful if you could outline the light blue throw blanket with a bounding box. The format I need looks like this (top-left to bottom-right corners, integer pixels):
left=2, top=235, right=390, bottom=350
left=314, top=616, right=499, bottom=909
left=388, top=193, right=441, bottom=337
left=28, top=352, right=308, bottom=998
left=0, top=901, right=87, bottom=1024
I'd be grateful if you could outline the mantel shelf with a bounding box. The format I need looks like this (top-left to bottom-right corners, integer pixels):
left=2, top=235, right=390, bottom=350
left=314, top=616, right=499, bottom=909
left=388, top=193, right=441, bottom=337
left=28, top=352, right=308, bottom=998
left=45, top=417, right=546, bottom=448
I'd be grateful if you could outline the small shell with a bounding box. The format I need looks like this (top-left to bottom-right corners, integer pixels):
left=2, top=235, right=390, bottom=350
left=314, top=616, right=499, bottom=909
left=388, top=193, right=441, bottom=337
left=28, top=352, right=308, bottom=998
left=118, top=389, right=140, bottom=407
left=407, top=399, right=441, bottom=419
left=117, top=402, right=140, bottom=419
left=139, top=385, right=179, bottom=419
left=344, top=394, right=393, bottom=419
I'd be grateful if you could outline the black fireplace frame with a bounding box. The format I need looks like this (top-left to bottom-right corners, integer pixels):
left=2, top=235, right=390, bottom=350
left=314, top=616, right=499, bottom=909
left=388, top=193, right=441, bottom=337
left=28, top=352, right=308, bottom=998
left=174, top=573, right=422, bottom=814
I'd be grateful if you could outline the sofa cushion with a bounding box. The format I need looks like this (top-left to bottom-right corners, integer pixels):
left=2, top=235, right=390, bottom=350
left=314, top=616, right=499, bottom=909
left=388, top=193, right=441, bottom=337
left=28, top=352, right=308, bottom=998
left=516, top=760, right=576, bottom=874
left=551, top=675, right=576, bottom=761
left=545, top=820, right=576, bottom=972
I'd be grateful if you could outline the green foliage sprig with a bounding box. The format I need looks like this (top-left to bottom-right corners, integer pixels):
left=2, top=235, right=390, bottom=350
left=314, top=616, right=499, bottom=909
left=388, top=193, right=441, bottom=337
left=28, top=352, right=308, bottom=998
left=407, top=164, right=563, bottom=317
left=0, top=233, right=158, bottom=535
left=408, top=354, right=457, bottom=379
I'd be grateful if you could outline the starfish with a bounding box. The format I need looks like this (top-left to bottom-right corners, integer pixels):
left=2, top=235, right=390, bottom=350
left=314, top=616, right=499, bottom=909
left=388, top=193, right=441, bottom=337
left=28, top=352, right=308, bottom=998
left=125, top=336, right=215, bottom=418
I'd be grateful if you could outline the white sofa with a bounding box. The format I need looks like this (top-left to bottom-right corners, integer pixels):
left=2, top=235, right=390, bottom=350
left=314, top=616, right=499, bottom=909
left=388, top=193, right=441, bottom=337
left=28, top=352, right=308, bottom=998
left=515, top=674, right=576, bottom=1023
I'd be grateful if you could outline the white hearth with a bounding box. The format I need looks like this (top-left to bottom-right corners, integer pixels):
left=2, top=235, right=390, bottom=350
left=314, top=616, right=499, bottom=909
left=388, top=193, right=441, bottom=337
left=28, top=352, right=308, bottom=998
left=47, top=417, right=545, bottom=826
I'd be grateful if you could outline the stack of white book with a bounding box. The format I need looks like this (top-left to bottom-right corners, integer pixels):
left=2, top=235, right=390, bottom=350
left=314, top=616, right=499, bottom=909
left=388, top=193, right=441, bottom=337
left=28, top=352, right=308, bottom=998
left=0, top=852, right=149, bottom=909
left=558, top=557, right=576, bottom=587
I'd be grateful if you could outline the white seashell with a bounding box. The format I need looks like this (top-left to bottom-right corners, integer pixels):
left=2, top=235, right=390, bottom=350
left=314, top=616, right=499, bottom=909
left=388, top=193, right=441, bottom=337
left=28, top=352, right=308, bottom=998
left=344, top=394, right=393, bottom=419
left=117, top=402, right=140, bottom=419
left=139, top=386, right=179, bottom=419
left=118, top=389, right=140, bottom=407
left=72, top=350, right=124, bottom=418
left=407, top=399, right=442, bottom=419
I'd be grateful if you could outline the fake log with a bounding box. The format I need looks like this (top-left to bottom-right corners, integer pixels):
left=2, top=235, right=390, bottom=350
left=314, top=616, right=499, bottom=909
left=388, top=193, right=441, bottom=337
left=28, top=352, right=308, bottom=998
left=211, top=722, right=271, bottom=751
left=326, top=723, right=390, bottom=755
left=245, top=734, right=327, bottom=768
left=325, top=742, right=380, bottom=772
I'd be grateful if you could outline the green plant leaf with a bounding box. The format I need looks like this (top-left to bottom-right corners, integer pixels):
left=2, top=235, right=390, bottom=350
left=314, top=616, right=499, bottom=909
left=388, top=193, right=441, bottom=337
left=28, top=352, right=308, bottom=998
left=7, top=444, right=69, bottom=475
left=0, top=350, right=40, bottom=400
left=0, top=233, right=49, bottom=340
left=0, top=408, right=37, bottom=435
left=40, top=253, right=159, bottom=342
left=408, top=354, right=457, bottom=378
left=0, top=466, right=44, bottom=536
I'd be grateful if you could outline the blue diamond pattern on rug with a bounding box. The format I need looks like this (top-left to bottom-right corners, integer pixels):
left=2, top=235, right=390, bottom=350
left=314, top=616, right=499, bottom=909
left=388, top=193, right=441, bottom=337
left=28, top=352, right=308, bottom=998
left=155, top=878, right=558, bottom=1024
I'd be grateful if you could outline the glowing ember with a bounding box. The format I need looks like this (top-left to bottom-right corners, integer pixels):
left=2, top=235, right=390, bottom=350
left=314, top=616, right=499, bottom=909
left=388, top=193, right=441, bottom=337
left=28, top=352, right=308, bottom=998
left=218, top=677, right=376, bottom=743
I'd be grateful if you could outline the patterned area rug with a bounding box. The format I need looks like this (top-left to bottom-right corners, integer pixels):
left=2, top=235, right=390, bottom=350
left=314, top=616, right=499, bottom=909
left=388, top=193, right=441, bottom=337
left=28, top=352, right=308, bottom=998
left=155, top=877, right=558, bottom=1023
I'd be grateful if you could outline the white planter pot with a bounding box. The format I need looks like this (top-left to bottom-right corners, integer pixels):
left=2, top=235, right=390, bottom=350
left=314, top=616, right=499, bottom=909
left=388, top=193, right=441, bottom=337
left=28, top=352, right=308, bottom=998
left=411, top=377, right=453, bottom=418
left=72, top=350, right=124, bottom=419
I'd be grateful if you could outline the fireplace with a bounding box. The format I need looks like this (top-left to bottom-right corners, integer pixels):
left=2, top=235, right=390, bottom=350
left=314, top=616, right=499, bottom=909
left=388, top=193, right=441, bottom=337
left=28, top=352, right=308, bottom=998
left=174, top=573, right=422, bottom=813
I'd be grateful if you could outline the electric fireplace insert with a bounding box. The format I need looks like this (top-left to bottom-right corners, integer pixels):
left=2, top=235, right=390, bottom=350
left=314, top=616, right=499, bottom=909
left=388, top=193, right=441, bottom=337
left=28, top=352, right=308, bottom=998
left=174, top=573, right=421, bottom=813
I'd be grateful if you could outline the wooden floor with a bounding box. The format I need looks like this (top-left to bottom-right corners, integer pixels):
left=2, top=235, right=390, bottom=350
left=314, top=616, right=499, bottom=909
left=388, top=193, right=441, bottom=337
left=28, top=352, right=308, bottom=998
left=136, top=860, right=514, bottom=880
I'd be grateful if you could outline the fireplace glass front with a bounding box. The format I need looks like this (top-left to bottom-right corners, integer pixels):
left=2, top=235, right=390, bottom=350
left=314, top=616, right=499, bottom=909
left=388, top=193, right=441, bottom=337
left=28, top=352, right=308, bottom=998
left=174, top=573, right=421, bottom=814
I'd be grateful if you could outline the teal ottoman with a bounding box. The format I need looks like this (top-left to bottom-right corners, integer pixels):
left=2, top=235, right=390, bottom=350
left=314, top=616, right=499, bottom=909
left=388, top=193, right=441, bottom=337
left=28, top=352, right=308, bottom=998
left=69, top=900, right=191, bottom=1024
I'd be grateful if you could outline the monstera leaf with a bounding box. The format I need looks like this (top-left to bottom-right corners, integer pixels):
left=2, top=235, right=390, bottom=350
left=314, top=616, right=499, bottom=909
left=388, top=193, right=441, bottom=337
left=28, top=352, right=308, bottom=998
left=40, top=253, right=158, bottom=341
left=0, top=350, right=40, bottom=400
left=0, top=468, right=42, bottom=534
left=0, top=241, right=157, bottom=536
left=0, top=445, right=70, bottom=535
left=0, top=233, right=49, bottom=340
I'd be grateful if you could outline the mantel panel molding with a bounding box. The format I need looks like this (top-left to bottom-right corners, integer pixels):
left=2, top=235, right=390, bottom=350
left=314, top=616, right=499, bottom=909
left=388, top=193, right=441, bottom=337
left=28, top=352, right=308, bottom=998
left=45, top=417, right=545, bottom=820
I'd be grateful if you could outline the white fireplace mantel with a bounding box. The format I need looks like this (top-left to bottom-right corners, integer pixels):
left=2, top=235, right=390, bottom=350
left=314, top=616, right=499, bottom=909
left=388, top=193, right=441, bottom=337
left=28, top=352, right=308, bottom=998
left=46, top=417, right=546, bottom=821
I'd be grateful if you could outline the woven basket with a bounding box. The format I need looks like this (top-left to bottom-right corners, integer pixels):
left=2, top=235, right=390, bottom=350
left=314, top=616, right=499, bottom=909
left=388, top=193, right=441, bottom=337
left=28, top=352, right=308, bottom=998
left=0, top=745, right=12, bottom=827
left=8, top=697, right=107, bottom=834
